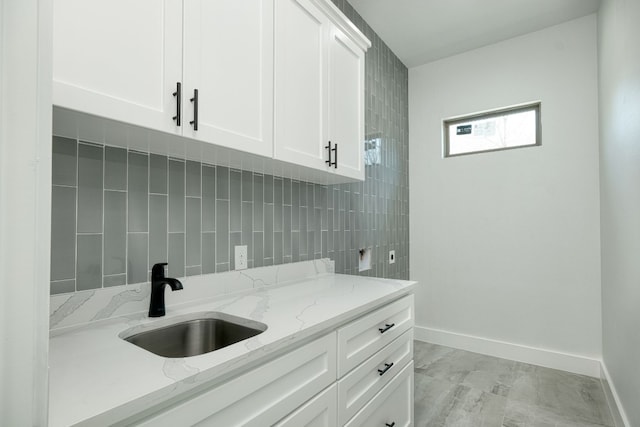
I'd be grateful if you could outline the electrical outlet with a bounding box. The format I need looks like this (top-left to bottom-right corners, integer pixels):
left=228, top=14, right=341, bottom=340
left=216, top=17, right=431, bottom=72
left=235, top=245, right=248, bottom=270
left=389, top=250, right=396, bottom=264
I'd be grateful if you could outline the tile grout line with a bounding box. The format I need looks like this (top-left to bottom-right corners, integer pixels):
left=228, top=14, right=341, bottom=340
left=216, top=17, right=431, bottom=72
left=73, top=137, right=80, bottom=292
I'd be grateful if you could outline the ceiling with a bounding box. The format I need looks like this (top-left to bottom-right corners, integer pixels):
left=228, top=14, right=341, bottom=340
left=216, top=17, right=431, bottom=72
left=349, top=0, right=601, bottom=68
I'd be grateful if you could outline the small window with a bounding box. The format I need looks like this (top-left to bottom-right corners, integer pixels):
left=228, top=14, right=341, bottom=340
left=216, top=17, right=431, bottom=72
left=443, top=102, right=541, bottom=157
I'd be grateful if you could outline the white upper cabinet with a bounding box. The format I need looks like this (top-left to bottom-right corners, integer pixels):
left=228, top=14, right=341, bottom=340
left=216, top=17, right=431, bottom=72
left=53, top=0, right=183, bottom=134
left=53, top=0, right=369, bottom=182
left=274, top=0, right=329, bottom=171
left=183, top=0, right=274, bottom=157
left=274, top=0, right=369, bottom=180
left=327, top=24, right=366, bottom=180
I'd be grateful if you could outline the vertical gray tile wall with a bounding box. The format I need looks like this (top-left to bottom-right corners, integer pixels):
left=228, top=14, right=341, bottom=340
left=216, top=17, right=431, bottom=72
left=49, top=1, right=409, bottom=294
left=329, top=0, right=410, bottom=279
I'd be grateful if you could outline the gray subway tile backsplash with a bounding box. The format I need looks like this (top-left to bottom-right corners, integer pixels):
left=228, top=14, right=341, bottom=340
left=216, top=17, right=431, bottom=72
left=230, top=170, right=242, bottom=233
left=52, top=136, right=77, bottom=186
left=216, top=200, right=230, bottom=264
left=51, top=185, right=76, bottom=282
left=264, top=204, right=274, bottom=258
left=254, top=232, right=264, bottom=267
left=168, top=232, right=185, bottom=278
left=202, top=165, right=216, bottom=232
left=291, top=231, right=300, bottom=263
left=77, top=143, right=103, bottom=233
left=186, top=266, right=202, bottom=277
left=51, top=279, right=76, bottom=294
left=186, top=197, right=202, bottom=267
left=168, top=159, right=185, bottom=233
left=127, top=233, right=148, bottom=285
left=103, top=190, right=126, bottom=275
left=216, top=166, right=229, bottom=200
left=186, top=160, right=201, bottom=197
left=274, top=231, right=283, bottom=265
left=127, top=152, right=149, bottom=233
left=264, top=174, right=273, bottom=204
left=242, top=170, right=253, bottom=201
left=76, top=234, right=102, bottom=291
left=274, top=202, right=283, bottom=233
left=148, top=194, right=168, bottom=266
left=241, top=201, right=253, bottom=249
left=274, top=178, right=283, bottom=206
left=50, top=0, right=408, bottom=295
left=104, top=146, right=127, bottom=191
left=202, top=232, right=216, bottom=274
left=229, top=232, right=241, bottom=270
left=103, top=274, right=126, bottom=288
left=253, top=174, right=264, bottom=232
left=149, top=154, right=168, bottom=194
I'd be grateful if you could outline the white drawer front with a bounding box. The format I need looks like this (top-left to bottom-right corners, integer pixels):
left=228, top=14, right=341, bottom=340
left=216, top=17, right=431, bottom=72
left=338, top=329, right=413, bottom=424
left=337, top=295, right=414, bottom=376
left=274, top=384, right=337, bottom=427
left=136, top=333, right=337, bottom=427
left=344, top=361, right=414, bottom=427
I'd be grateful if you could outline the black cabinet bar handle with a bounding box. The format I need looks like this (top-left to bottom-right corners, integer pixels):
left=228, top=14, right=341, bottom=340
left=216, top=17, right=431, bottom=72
left=190, top=88, right=199, bottom=131
left=332, top=143, right=338, bottom=168
left=378, top=323, right=395, bottom=334
left=172, top=82, right=181, bottom=126
left=325, top=141, right=332, bottom=166
left=378, top=362, right=394, bottom=376
left=385, top=423, right=396, bottom=427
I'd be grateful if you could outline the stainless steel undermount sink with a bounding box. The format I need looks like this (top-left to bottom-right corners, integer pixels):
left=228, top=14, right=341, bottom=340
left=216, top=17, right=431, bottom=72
left=120, top=312, right=267, bottom=358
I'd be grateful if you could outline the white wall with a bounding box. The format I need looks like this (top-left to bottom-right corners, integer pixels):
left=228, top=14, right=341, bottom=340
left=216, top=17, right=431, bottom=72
left=409, top=15, right=602, bottom=373
left=0, top=0, right=52, bottom=425
left=598, top=0, right=640, bottom=424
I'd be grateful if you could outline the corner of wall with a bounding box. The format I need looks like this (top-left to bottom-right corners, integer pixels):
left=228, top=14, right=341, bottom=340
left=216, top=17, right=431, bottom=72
left=600, top=362, right=631, bottom=427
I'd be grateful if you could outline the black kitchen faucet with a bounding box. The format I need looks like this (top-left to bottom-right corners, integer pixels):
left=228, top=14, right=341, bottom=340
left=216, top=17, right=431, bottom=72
left=149, top=263, right=183, bottom=317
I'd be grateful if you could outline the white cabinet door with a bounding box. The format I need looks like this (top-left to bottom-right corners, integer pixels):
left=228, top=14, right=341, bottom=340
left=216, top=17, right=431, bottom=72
left=274, top=384, right=337, bottom=427
left=136, top=333, right=336, bottom=427
left=183, top=0, right=274, bottom=157
left=53, top=0, right=183, bottom=134
left=274, top=0, right=330, bottom=171
left=345, top=361, right=414, bottom=427
left=327, top=25, right=365, bottom=180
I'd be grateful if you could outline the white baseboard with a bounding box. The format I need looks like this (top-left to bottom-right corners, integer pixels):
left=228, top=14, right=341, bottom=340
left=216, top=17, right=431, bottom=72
left=600, top=362, right=630, bottom=427
left=414, top=325, right=601, bottom=377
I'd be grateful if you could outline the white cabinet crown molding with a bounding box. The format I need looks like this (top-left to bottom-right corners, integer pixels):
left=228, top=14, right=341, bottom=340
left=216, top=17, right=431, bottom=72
left=310, top=0, right=372, bottom=51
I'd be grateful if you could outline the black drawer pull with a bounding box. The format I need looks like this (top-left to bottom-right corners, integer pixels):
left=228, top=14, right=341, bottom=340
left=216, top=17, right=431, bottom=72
left=378, top=323, right=395, bottom=334
left=325, top=141, right=337, bottom=168
left=378, top=362, right=394, bottom=376
left=190, top=88, right=199, bottom=131
left=332, top=142, right=338, bottom=168
left=386, top=422, right=396, bottom=427
left=172, top=82, right=181, bottom=126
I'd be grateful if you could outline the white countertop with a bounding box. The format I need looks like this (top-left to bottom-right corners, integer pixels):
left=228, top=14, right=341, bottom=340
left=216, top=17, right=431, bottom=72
left=48, top=273, right=416, bottom=426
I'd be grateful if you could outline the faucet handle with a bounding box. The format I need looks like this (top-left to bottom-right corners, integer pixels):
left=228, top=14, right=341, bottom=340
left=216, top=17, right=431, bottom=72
left=151, top=263, right=168, bottom=281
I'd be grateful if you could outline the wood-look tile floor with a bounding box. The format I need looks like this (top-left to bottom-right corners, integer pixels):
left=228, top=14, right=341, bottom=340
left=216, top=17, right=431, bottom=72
left=413, top=341, right=615, bottom=427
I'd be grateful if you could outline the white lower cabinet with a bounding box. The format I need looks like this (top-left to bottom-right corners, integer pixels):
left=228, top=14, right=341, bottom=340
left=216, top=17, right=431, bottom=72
left=337, top=294, right=414, bottom=376
left=344, top=361, right=414, bottom=427
left=274, top=384, right=337, bottom=427
left=337, top=329, right=413, bottom=424
left=133, top=295, right=414, bottom=426
left=136, top=333, right=336, bottom=427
